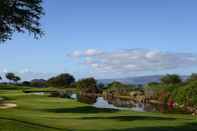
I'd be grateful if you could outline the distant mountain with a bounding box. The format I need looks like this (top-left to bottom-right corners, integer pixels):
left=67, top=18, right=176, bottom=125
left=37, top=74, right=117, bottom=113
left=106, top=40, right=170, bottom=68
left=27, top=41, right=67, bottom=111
left=98, top=75, right=188, bottom=85
left=31, top=79, right=46, bottom=83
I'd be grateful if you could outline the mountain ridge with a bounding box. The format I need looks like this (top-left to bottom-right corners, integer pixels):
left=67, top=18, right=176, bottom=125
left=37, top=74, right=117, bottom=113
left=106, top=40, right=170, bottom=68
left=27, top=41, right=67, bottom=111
left=98, top=75, right=188, bottom=85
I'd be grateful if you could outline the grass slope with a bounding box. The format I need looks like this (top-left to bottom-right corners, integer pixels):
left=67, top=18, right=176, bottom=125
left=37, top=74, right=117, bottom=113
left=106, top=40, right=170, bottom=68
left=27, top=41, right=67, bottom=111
left=0, top=88, right=197, bottom=131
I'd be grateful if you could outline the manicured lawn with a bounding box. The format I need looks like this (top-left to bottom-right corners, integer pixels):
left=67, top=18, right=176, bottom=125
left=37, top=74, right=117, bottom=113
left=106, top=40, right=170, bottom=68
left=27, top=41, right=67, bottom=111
left=0, top=89, right=197, bottom=131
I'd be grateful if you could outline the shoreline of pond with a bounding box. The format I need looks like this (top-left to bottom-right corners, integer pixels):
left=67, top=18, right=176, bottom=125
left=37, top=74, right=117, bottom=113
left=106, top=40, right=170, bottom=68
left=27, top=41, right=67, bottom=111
left=24, top=90, right=197, bottom=115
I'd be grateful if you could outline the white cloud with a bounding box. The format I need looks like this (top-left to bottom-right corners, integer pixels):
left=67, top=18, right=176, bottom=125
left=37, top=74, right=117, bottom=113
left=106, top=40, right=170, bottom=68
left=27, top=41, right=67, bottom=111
left=16, top=71, right=54, bottom=81
left=68, top=49, right=197, bottom=77
left=72, top=50, right=82, bottom=57
left=84, top=49, right=102, bottom=56
left=145, top=50, right=160, bottom=59
left=69, top=49, right=103, bottom=57
left=2, top=68, right=8, bottom=73
left=19, top=68, right=30, bottom=74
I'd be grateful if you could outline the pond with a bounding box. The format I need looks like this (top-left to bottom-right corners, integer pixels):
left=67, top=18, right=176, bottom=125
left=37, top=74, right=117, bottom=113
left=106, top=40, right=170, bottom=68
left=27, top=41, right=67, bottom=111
left=93, top=97, right=146, bottom=112
left=26, top=91, right=50, bottom=95
left=65, top=93, right=186, bottom=113
left=31, top=92, right=46, bottom=95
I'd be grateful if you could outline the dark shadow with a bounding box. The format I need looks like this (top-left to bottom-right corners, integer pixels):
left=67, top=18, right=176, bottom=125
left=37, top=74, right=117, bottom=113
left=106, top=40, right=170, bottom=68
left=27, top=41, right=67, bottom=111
left=43, top=106, right=118, bottom=114
left=0, top=87, right=19, bottom=90
left=96, top=122, right=197, bottom=131
left=0, top=117, right=65, bottom=131
left=0, top=117, right=196, bottom=131
left=79, top=115, right=179, bottom=121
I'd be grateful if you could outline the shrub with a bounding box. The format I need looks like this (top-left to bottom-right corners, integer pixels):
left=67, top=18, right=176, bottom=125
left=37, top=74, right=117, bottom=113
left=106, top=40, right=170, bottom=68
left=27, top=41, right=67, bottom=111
left=175, top=81, right=197, bottom=106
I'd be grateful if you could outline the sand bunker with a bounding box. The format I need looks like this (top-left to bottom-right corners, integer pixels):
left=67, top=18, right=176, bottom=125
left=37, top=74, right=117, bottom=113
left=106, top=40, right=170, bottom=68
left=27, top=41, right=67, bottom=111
left=0, top=103, right=17, bottom=109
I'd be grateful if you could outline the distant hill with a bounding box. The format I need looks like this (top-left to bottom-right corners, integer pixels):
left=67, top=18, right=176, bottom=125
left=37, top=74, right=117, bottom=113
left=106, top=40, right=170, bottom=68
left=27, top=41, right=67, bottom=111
left=31, top=79, right=46, bottom=83
left=98, top=75, right=188, bottom=85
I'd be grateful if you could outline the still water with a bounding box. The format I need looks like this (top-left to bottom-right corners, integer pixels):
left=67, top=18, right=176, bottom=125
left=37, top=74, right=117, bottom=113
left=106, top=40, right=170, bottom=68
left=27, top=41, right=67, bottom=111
left=66, top=93, right=184, bottom=113
left=93, top=97, right=145, bottom=112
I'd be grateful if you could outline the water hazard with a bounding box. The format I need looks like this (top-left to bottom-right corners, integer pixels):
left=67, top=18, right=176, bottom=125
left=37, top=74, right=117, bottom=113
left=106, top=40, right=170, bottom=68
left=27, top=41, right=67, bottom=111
left=66, top=93, right=185, bottom=113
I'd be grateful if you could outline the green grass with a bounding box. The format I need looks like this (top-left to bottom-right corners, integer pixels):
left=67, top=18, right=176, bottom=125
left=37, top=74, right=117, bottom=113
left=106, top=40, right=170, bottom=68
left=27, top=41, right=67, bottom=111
left=22, top=87, right=57, bottom=93
left=0, top=88, right=197, bottom=131
left=22, top=87, right=77, bottom=93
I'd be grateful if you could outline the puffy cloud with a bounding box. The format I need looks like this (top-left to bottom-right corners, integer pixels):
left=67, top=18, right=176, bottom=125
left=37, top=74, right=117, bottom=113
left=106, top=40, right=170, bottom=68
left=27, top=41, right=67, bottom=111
left=16, top=71, right=54, bottom=81
left=72, top=50, right=82, bottom=57
left=69, top=49, right=103, bottom=57
left=84, top=49, right=103, bottom=56
left=19, top=68, right=30, bottom=74
left=68, top=49, right=197, bottom=77
left=2, top=68, right=8, bottom=73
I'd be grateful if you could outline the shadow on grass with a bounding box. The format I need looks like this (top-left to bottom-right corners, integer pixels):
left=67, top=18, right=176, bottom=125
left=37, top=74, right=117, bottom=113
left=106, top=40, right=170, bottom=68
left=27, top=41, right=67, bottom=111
left=43, top=106, right=118, bottom=114
left=0, top=116, right=196, bottom=131
left=79, top=115, right=179, bottom=121
left=0, top=117, right=66, bottom=131
left=98, top=122, right=197, bottom=131
left=0, top=86, right=21, bottom=90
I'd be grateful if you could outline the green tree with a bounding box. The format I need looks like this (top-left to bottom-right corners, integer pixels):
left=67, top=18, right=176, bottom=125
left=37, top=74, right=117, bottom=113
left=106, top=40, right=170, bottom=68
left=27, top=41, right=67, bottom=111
left=5, top=72, right=15, bottom=82
left=160, top=74, right=182, bottom=85
left=0, top=76, right=2, bottom=81
left=30, top=79, right=47, bottom=87
left=47, top=73, right=75, bottom=88
left=5, top=73, right=21, bottom=83
left=76, top=77, right=98, bottom=93
left=22, top=81, right=31, bottom=86
left=13, top=76, right=21, bottom=83
left=175, top=81, right=197, bottom=106
left=97, top=83, right=105, bottom=89
left=0, top=0, right=44, bottom=42
left=105, top=81, right=134, bottom=96
left=187, top=73, right=197, bottom=83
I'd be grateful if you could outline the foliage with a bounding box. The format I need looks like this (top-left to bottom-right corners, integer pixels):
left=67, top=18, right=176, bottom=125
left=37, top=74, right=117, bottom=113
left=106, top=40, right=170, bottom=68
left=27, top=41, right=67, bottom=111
left=0, top=89, right=196, bottom=131
left=22, top=81, right=31, bottom=86
left=30, top=81, right=46, bottom=88
left=97, top=82, right=105, bottom=89
left=13, top=76, right=21, bottom=83
left=160, top=74, right=182, bottom=85
left=144, top=81, right=180, bottom=101
left=186, top=73, right=197, bottom=83
left=76, top=77, right=98, bottom=93
left=175, top=81, right=197, bottom=106
left=0, top=0, right=44, bottom=42
left=144, top=83, right=166, bottom=99
left=145, top=74, right=197, bottom=106
left=105, top=81, right=135, bottom=96
left=5, top=72, right=21, bottom=83
left=47, top=73, right=75, bottom=88
left=5, top=72, right=15, bottom=81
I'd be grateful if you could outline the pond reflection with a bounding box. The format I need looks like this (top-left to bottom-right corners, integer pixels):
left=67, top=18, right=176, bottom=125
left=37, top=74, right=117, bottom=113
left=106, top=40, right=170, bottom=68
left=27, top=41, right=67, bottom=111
left=65, top=93, right=185, bottom=113
left=93, top=97, right=119, bottom=109
left=31, top=92, right=46, bottom=95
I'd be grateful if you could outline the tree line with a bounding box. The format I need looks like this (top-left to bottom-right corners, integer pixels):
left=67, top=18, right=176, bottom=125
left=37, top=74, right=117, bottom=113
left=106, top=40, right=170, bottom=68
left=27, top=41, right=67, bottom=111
left=144, top=74, right=197, bottom=108
left=0, top=72, right=21, bottom=83
left=1, top=72, right=197, bottom=108
left=0, top=73, right=100, bottom=93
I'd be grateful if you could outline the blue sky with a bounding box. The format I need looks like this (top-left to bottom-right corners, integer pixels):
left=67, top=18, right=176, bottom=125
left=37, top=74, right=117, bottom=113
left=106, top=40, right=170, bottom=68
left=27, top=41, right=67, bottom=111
left=0, top=0, right=197, bottom=80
